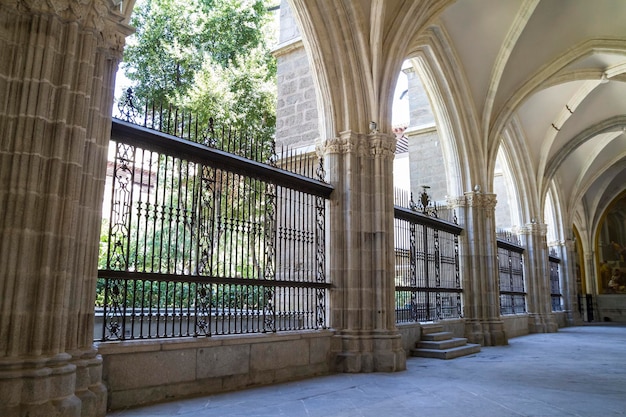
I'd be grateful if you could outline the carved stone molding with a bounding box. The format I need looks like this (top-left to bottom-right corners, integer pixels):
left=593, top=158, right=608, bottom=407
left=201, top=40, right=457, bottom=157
left=317, top=131, right=369, bottom=157
left=12, top=0, right=106, bottom=27
left=518, top=222, right=548, bottom=236
left=317, top=131, right=397, bottom=159
left=5, top=0, right=133, bottom=55
left=463, top=191, right=497, bottom=211
left=446, top=194, right=467, bottom=209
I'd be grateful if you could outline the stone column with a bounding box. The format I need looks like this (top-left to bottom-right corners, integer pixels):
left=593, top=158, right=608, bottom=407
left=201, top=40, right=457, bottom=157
left=557, top=240, right=578, bottom=325
left=319, top=130, right=406, bottom=373
left=583, top=251, right=598, bottom=320
left=0, top=2, right=131, bottom=416
left=449, top=191, right=507, bottom=346
left=519, top=223, right=558, bottom=333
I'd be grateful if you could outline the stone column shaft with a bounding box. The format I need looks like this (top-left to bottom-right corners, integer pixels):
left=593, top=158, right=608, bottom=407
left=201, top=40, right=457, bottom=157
left=558, top=240, right=578, bottom=325
left=450, top=191, right=507, bottom=346
left=0, top=2, right=131, bottom=416
left=519, top=222, right=558, bottom=333
left=320, top=130, right=405, bottom=372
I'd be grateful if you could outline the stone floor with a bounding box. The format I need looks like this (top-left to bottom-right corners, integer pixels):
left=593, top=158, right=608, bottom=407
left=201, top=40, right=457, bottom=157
left=107, top=324, right=626, bottom=417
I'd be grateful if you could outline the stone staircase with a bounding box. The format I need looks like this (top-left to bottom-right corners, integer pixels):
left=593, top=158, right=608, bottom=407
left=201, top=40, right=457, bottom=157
left=410, top=324, right=481, bottom=360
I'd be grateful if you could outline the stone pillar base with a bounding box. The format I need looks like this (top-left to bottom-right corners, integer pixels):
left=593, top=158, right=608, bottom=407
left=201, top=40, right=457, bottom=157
left=483, top=320, right=508, bottom=346
left=528, top=314, right=558, bottom=333
left=465, top=319, right=508, bottom=346
left=332, top=332, right=406, bottom=373
left=0, top=354, right=82, bottom=417
left=72, top=349, right=107, bottom=417
left=465, top=319, right=485, bottom=345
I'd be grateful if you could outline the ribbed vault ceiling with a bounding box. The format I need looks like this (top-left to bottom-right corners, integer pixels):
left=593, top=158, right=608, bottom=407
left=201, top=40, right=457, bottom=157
left=438, top=0, right=626, bottom=228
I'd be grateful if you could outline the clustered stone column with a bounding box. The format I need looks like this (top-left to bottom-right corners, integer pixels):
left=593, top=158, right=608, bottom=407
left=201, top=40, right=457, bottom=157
left=449, top=191, right=507, bottom=346
left=319, top=130, right=406, bottom=372
left=0, top=2, right=131, bottom=416
left=519, top=222, right=559, bottom=333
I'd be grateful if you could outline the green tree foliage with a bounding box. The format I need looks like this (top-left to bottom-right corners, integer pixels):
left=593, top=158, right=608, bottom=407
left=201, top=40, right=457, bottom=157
left=121, top=0, right=276, bottom=132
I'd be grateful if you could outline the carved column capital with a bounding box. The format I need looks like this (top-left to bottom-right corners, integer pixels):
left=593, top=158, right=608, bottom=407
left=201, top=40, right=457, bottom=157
left=464, top=191, right=497, bottom=211
left=316, top=131, right=369, bottom=157
left=6, top=0, right=134, bottom=57
left=368, top=133, right=396, bottom=158
left=517, top=222, right=548, bottom=236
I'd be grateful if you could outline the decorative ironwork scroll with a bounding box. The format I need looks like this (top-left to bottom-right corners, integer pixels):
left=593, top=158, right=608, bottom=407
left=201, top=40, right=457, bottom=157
left=263, top=180, right=277, bottom=332
left=434, top=229, right=442, bottom=320
left=117, top=87, right=139, bottom=123
left=315, top=157, right=327, bottom=328
left=194, top=164, right=217, bottom=336
left=108, top=142, right=135, bottom=270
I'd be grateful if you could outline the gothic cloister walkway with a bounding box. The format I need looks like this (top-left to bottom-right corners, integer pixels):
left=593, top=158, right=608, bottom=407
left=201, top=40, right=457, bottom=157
left=107, top=324, right=626, bottom=417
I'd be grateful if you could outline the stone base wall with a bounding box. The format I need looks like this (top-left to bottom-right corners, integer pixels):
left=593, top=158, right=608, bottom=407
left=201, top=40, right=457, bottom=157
left=396, top=323, right=421, bottom=353
left=99, top=330, right=334, bottom=410
left=596, top=295, right=626, bottom=323
left=437, top=319, right=467, bottom=338
left=552, top=311, right=569, bottom=328
left=502, top=314, right=530, bottom=339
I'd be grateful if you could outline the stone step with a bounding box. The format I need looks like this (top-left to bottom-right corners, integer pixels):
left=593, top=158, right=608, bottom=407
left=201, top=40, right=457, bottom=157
left=417, top=337, right=469, bottom=350
left=421, top=331, right=454, bottom=341
left=420, top=324, right=444, bottom=335
left=411, top=343, right=481, bottom=360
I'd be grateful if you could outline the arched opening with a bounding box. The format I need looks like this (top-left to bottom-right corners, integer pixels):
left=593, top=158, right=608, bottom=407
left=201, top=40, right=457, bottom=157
left=493, top=146, right=518, bottom=232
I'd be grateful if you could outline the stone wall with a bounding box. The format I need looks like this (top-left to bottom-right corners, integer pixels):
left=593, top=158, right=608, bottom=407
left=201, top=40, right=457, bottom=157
left=274, top=0, right=319, bottom=149
left=404, top=67, right=436, bottom=127
left=406, top=126, right=447, bottom=203
left=278, top=0, right=300, bottom=43
left=502, top=314, right=530, bottom=339
left=275, top=46, right=319, bottom=148
left=596, top=295, right=626, bottom=322
left=100, top=330, right=334, bottom=410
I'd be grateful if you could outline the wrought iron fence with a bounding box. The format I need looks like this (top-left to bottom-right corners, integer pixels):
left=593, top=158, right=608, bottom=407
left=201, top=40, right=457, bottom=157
left=394, top=189, right=463, bottom=323
left=497, top=232, right=526, bottom=315
left=96, top=106, right=332, bottom=341
left=549, top=249, right=563, bottom=312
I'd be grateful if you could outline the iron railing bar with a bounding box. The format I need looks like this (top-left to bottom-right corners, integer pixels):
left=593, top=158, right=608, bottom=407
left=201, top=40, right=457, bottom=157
left=112, top=119, right=334, bottom=198
left=98, top=270, right=332, bottom=289
left=499, top=290, right=527, bottom=296
left=394, top=206, right=462, bottom=234
left=395, top=286, right=463, bottom=293
left=496, top=238, right=524, bottom=253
